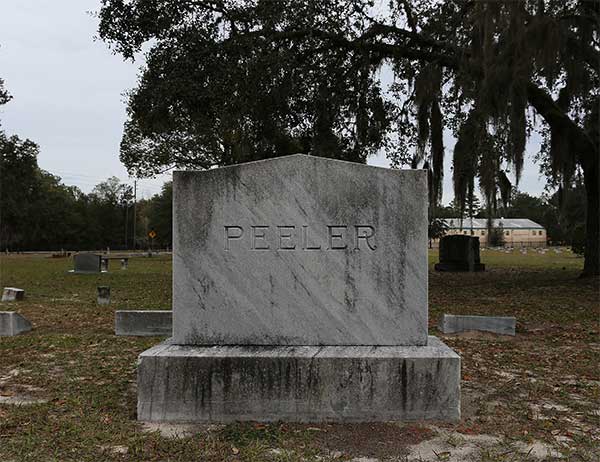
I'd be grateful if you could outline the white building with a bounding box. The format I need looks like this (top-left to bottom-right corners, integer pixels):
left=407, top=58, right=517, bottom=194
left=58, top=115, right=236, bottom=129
left=434, top=218, right=547, bottom=248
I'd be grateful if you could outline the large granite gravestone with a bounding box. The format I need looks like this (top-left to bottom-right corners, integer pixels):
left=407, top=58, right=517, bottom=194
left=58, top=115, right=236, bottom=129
left=173, top=155, right=427, bottom=346
left=435, top=235, right=485, bottom=272
left=72, top=253, right=102, bottom=273
left=137, top=154, right=460, bottom=422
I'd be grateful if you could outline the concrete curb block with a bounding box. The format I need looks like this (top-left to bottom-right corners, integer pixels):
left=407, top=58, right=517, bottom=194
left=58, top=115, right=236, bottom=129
left=0, top=312, right=32, bottom=336
left=438, top=314, right=516, bottom=336
left=115, top=310, right=172, bottom=336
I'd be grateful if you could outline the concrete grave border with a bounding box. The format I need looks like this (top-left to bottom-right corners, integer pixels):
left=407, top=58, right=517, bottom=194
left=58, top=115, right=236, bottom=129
left=115, top=310, right=172, bottom=336
left=438, top=314, right=516, bottom=336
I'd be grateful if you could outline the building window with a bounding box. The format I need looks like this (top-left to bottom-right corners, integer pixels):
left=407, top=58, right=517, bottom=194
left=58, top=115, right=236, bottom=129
left=463, top=231, right=467, bottom=235
left=505, top=231, right=510, bottom=236
left=532, top=230, right=536, bottom=235
left=481, top=231, right=485, bottom=236
left=539, top=230, right=543, bottom=236
left=470, top=230, right=474, bottom=235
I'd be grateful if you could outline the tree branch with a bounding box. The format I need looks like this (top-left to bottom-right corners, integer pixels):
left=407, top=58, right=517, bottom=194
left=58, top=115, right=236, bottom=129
left=525, top=83, right=598, bottom=164
left=255, top=26, right=597, bottom=160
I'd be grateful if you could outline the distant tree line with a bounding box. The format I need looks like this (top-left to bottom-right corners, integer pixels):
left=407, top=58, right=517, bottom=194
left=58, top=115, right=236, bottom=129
left=0, top=77, right=174, bottom=252
left=0, top=140, right=173, bottom=251
left=1, top=131, right=584, bottom=251
left=0, top=146, right=173, bottom=251
left=0, top=74, right=587, bottom=253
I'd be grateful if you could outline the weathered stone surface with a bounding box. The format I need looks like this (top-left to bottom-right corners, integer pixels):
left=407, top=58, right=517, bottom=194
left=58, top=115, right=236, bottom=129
left=73, top=253, right=102, bottom=273
left=0, top=312, right=32, bottom=336
left=115, top=310, right=172, bottom=336
left=434, top=235, right=485, bottom=272
left=2, top=287, right=25, bottom=302
left=97, top=286, right=110, bottom=305
left=173, top=154, right=428, bottom=346
left=137, top=336, right=460, bottom=422
left=438, top=314, right=516, bottom=336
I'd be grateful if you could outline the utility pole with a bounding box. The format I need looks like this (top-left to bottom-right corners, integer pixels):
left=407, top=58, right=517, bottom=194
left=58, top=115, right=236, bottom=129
left=124, top=198, right=129, bottom=249
left=133, top=180, right=137, bottom=251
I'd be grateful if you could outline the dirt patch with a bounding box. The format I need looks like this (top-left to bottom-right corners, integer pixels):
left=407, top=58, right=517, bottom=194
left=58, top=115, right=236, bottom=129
left=285, top=422, right=434, bottom=459
left=140, top=422, right=224, bottom=438
left=440, top=331, right=516, bottom=341
left=408, top=430, right=564, bottom=461
left=0, top=394, right=48, bottom=405
left=408, top=430, right=501, bottom=461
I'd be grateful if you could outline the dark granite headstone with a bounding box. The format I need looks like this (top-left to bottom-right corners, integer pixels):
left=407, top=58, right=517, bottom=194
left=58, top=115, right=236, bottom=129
left=435, top=235, right=485, bottom=272
left=73, top=253, right=102, bottom=273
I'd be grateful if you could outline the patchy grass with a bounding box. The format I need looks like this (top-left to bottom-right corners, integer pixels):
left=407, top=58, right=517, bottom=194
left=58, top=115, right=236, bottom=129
left=0, top=250, right=598, bottom=461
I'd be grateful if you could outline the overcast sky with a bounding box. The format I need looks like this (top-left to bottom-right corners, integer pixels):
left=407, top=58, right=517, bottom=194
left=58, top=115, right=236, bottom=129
left=1, top=0, right=548, bottom=203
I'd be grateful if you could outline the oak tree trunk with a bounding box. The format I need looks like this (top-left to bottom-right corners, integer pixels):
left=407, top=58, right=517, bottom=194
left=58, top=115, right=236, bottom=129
left=582, top=157, right=600, bottom=277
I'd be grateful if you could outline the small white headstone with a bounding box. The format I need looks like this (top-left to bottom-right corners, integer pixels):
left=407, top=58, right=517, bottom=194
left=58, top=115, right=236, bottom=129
left=2, top=288, right=25, bottom=302
left=97, top=286, right=111, bottom=305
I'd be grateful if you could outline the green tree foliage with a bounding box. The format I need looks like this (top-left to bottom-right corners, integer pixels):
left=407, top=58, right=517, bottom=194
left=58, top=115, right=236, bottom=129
left=0, top=142, right=138, bottom=251
left=98, top=0, right=599, bottom=275
left=0, top=133, right=41, bottom=248
left=542, top=182, right=587, bottom=246
left=0, top=77, right=141, bottom=251
left=428, top=217, right=448, bottom=248
left=0, top=158, right=171, bottom=251
left=0, top=78, right=11, bottom=108
left=488, top=223, right=506, bottom=247
left=502, top=191, right=548, bottom=225
left=99, top=1, right=393, bottom=177
left=146, top=181, right=172, bottom=248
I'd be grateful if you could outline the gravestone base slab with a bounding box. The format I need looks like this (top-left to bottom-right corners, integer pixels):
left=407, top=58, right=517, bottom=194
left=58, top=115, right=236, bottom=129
left=137, top=336, right=460, bottom=423
left=434, top=262, right=485, bottom=272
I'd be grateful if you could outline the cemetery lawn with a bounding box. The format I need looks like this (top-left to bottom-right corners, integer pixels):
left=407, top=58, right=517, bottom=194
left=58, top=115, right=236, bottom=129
left=0, top=250, right=598, bottom=462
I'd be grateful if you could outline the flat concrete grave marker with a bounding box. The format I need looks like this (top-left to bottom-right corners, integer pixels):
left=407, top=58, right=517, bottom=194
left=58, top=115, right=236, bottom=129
left=97, top=286, right=110, bottom=305
left=72, top=253, right=102, bottom=273
left=2, top=287, right=25, bottom=302
left=138, top=154, right=460, bottom=423
left=439, top=314, right=516, bottom=336
left=174, top=154, right=428, bottom=346
left=0, top=312, right=32, bottom=336
left=115, top=310, right=172, bottom=336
